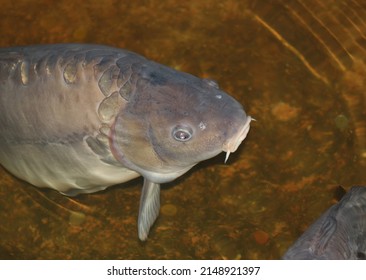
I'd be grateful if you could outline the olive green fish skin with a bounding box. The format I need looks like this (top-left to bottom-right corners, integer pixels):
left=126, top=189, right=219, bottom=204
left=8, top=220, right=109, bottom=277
left=0, top=44, right=251, bottom=240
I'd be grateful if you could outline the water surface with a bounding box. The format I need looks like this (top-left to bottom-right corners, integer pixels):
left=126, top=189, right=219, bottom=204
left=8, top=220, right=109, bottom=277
left=0, top=0, right=365, bottom=259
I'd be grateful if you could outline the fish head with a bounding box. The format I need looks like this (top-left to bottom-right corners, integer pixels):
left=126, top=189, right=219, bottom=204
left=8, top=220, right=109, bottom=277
left=110, top=61, right=251, bottom=183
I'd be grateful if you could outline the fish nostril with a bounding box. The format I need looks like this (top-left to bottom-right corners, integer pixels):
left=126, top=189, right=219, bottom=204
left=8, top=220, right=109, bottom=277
left=198, top=122, right=206, bottom=130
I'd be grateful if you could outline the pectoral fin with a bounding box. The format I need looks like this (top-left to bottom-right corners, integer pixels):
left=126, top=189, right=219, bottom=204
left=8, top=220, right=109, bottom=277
left=137, top=179, right=160, bottom=241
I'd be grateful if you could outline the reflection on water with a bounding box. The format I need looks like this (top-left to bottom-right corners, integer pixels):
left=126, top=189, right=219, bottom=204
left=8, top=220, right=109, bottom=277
left=0, top=0, right=365, bottom=259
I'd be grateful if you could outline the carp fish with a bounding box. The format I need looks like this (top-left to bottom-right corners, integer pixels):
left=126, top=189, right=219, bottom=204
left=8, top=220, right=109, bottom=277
left=0, top=44, right=251, bottom=240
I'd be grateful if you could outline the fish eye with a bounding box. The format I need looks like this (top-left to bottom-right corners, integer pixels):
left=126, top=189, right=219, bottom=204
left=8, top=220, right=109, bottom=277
left=172, top=125, right=193, bottom=142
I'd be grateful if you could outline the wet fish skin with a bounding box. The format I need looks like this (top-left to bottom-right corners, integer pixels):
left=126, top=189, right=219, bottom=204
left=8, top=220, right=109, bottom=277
left=283, top=186, right=366, bottom=260
left=0, top=44, right=251, bottom=240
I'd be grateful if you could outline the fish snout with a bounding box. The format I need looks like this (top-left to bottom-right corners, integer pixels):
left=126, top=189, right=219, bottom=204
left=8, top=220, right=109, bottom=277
left=222, top=116, right=252, bottom=162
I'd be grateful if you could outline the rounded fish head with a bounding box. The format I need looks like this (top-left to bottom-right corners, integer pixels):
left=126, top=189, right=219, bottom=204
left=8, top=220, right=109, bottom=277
left=110, top=61, right=251, bottom=183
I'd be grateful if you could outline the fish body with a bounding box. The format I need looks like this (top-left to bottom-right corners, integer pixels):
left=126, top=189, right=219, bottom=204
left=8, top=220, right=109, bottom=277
left=283, top=186, right=366, bottom=260
left=0, top=44, right=251, bottom=240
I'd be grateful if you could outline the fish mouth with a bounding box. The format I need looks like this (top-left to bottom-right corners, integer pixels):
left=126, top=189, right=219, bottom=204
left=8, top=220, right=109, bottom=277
left=222, top=116, right=252, bottom=162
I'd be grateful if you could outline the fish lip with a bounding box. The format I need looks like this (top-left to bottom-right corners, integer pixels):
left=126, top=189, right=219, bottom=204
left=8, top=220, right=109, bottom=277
left=222, top=116, right=252, bottom=154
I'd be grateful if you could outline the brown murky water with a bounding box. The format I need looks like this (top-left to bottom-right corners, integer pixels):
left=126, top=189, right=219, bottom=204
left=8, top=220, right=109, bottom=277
left=0, top=0, right=365, bottom=259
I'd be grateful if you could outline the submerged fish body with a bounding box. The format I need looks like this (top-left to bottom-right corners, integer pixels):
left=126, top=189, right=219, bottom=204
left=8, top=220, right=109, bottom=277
left=0, top=44, right=251, bottom=240
left=283, top=186, right=366, bottom=260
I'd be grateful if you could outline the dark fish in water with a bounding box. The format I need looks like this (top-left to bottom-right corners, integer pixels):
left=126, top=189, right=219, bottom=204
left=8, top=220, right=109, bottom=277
left=283, top=186, right=366, bottom=259
left=0, top=44, right=251, bottom=240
